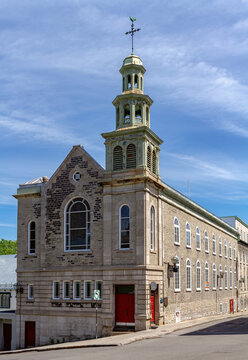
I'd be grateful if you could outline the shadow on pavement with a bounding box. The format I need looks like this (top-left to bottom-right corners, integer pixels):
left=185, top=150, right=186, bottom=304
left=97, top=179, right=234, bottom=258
left=181, top=317, right=248, bottom=336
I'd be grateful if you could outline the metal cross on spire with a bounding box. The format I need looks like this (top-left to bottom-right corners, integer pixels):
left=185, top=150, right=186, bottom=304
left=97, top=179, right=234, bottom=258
left=125, top=17, right=141, bottom=54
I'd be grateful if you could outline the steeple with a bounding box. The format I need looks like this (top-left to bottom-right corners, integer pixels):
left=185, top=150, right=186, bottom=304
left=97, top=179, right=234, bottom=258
left=113, top=54, right=153, bottom=129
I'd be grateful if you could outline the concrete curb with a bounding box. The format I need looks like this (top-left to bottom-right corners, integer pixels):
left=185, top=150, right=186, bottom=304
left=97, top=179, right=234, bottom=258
left=0, top=312, right=247, bottom=356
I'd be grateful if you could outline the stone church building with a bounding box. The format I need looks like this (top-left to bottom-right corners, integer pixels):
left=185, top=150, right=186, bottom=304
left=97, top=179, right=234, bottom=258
left=14, top=53, right=240, bottom=348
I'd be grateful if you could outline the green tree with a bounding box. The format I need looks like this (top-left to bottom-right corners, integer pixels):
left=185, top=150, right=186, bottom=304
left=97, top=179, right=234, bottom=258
left=0, top=239, right=17, bottom=255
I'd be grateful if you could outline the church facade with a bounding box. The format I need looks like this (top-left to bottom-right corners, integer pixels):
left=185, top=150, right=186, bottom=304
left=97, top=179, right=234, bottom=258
left=14, top=53, right=241, bottom=348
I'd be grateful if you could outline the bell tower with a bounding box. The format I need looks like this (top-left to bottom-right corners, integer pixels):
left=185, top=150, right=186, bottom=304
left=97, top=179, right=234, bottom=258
left=102, top=21, right=163, bottom=181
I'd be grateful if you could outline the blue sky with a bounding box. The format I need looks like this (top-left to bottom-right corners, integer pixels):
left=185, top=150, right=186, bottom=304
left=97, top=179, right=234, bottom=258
left=1, top=0, right=248, bottom=240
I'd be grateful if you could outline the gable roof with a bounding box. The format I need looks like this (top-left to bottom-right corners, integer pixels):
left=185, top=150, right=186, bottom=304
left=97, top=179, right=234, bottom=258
left=0, top=255, right=17, bottom=289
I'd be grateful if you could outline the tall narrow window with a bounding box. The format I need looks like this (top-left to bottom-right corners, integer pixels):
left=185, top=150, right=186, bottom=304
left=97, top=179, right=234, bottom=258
left=28, top=221, right=36, bottom=254
left=234, top=269, right=237, bottom=288
left=196, top=261, right=201, bottom=291
left=212, top=234, right=216, bottom=255
left=224, top=240, right=227, bottom=258
left=174, top=217, right=180, bottom=245
left=205, top=262, right=209, bottom=290
left=127, top=75, right=131, bottom=89
left=147, top=146, right=151, bottom=170
left=213, top=264, right=216, bottom=290
left=174, top=257, right=180, bottom=292
left=134, top=74, right=138, bottom=88
left=150, top=206, right=155, bottom=251
left=63, top=281, right=70, bottom=299
left=204, top=231, right=209, bottom=253
left=224, top=266, right=228, bottom=289
left=65, top=198, right=91, bottom=251
left=196, top=227, right=201, bottom=250
left=124, top=104, right=130, bottom=123
left=229, top=242, right=232, bottom=259
left=95, top=281, right=103, bottom=299
left=152, top=150, right=156, bottom=174
left=126, top=144, right=136, bottom=169
left=135, top=104, right=142, bottom=122
left=219, top=237, right=222, bottom=256
left=28, top=284, right=34, bottom=300
left=53, top=281, right=60, bottom=299
left=73, top=281, right=81, bottom=300
left=219, top=265, right=223, bottom=289
left=84, top=281, right=91, bottom=300
left=122, top=77, right=125, bottom=92
left=113, top=146, right=123, bottom=171
left=230, top=267, right=233, bottom=289
left=186, top=259, right=191, bottom=291
left=186, top=222, right=191, bottom=248
left=119, top=205, right=130, bottom=249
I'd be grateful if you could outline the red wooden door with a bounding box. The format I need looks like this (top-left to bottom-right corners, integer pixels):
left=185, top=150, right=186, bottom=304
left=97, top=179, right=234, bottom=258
left=151, top=293, right=155, bottom=323
left=115, top=293, right=135, bottom=325
left=3, top=323, right=12, bottom=351
left=25, top=321, right=36, bottom=348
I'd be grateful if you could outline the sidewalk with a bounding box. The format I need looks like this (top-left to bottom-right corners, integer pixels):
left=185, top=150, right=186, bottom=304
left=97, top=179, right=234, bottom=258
left=1, top=312, right=247, bottom=355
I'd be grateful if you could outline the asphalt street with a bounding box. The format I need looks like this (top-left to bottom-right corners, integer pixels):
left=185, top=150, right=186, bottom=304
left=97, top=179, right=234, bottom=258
left=1, top=317, right=248, bottom=360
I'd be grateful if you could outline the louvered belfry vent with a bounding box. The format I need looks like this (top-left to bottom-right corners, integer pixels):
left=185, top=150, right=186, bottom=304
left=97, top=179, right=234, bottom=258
left=113, top=146, right=123, bottom=170
left=126, top=143, right=136, bottom=169
left=152, top=150, right=156, bottom=174
left=147, top=146, right=151, bottom=170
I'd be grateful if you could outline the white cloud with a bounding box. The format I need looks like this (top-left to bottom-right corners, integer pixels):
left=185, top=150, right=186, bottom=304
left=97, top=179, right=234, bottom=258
left=0, top=223, right=16, bottom=228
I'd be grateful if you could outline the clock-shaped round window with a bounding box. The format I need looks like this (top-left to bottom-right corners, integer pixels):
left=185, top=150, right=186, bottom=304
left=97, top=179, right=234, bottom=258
left=73, top=172, right=81, bottom=182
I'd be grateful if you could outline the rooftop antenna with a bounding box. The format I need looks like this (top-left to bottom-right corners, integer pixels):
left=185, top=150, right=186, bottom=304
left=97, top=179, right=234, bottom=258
left=125, top=17, right=141, bottom=54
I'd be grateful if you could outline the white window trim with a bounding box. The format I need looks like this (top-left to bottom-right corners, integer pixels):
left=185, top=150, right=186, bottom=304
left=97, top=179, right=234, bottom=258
left=219, top=266, right=223, bottom=290
left=119, top=204, right=130, bottom=250
left=229, top=242, right=232, bottom=259
left=186, top=259, right=191, bottom=291
left=212, top=264, right=216, bottom=290
left=28, top=220, right=36, bottom=255
left=230, top=268, right=233, bottom=289
left=196, top=227, right=201, bottom=251
left=73, top=281, right=81, bottom=300
left=224, top=266, right=228, bottom=289
left=95, top=280, right=103, bottom=300
left=84, top=280, right=92, bottom=300
left=196, top=260, right=201, bottom=291
left=186, top=222, right=191, bottom=248
left=212, top=234, right=216, bottom=255
left=204, top=231, right=209, bottom=254
left=219, top=237, right=222, bottom=257
left=174, top=256, right=180, bottom=292
left=174, top=217, right=180, bottom=246
left=63, top=197, right=91, bottom=252
left=28, top=284, right=34, bottom=300
left=52, top=281, right=60, bottom=300
left=224, top=240, right=227, bottom=258
left=63, top=281, right=70, bottom=300
left=205, top=262, right=209, bottom=291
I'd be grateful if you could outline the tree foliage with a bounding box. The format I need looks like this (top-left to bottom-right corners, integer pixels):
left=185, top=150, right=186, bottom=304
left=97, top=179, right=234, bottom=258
left=0, top=239, right=17, bottom=255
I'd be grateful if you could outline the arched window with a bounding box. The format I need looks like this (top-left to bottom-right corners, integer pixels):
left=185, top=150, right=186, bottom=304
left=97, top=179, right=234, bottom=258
left=28, top=221, right=36, bottom=254
left=124, top=104, right=130, bottom=124
left=152, top=150, right=156, bottom=174
left=119, top=205, right=130, bottom=249
left=126, top=143, right=136, bottom=169
left=65, top=198, right=90, bottom=251
left=224, top=266, right=228, bottom=289
left=127, top=75, right=131, bottom=89
left=186, top=222, right=191, bottom=247
left=147, top=146, right=151, bottom=170
left=196, top=260, right=201, bottom=291
left=186, top=259, right=191, bottom=291
left=174, top=257, right=180, bottom=292
left=135, top=104, right=142, bottom=122
left=229, top=242, right=232, bottom=259
left=113, top=146, right=123, bottom=171
left=204, top=231, right=209, bottom=253
left=219, top=236, right=222, bottom=256
left=230, top=267, right=233, bottom=289
left=224, top=240, right=227, bottom=258
left=213, top=264, right=216, bottom=290
left=196, top=227, right=201, bottom=250
left=205, top=262, right=209, bottom=290
left=150, top=206, right=155, bottom=251
left=134, top=74, right=138, bottom=88
left=174, top=217, right=180, bottom=245
left=212, top=234, right=216, bottom=255
left=219, top=265, right=223, bottom=289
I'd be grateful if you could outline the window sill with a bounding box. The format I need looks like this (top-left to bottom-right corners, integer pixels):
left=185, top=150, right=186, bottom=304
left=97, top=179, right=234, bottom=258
left=186, top=245, right=191, bottom=249
left=196, top=248, right=201, bottom=251
left=64, top=250, right=92, bottom=253
left=150, top=250, right=156, bottom=254
left=174, top=290, right=180, bottom=293
left=26, top=299, right=34, bottom=303
left=117, top=248, right=132, bottom=252
left=186, top=289, right=192, bottom=292
left=213, top=253, right=216, bottom=256
left=205, top=251, right=209, bottom=254
left=196, top=289, right=201, bottom=292
left=174, top=242, right=180, bottom=246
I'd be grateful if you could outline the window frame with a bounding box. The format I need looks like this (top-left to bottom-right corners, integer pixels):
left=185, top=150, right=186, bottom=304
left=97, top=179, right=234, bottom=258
left=52, top=281, right=60, bottom=300
left=174, top=217, right=180, bottom=246
left=230, top=267, right=233, bottom=289
left=0, top=293, right=11, bottom=308
left=73, top=281, right=81, bottom=300
left=196, top=260, right=201, bottom=291
left=205, top=262, right=209, bottom=290
left=186, top=222, right=191, bottom=248
left=219, top=237, right=222, bottom=257
left=213, top=263, right=216, bottom=290
left=224, top=265, right=228, bottom=289
left=95, top=280, right=103, bottom=300
left=196, top=227, right=201, bottom=251
left=212, top=234, right=216, bottom=255
left=186, top=259, right=191, bottom=291
left=84, top=280, right=92, bottom=300
left=224, top=240, right=227, bottom=258
left=63, top=281, right=70, bottom=300
left=174, top=256, right=180, bottom=292
left=28, top=284, right=34, bottom=300
left=28, top=220, right=36, bottom=255
left=119, top=204, right=130, bottom=250
left=204, top=230, right=209, bottom=253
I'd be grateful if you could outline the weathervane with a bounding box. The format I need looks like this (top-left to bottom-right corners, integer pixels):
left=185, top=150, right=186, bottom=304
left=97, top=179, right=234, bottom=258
left=125, top=17, right=141, bottom=54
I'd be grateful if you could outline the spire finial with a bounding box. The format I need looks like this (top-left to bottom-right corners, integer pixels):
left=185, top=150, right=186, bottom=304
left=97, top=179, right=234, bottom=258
left=125, top=17, right=141, bottom=54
